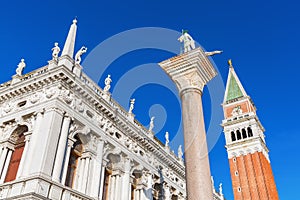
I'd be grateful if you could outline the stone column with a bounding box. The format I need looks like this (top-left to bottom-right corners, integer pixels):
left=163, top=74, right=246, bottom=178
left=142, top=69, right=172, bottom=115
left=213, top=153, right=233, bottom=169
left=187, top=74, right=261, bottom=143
left=0, top=146, right=8, bottom=175
left=90, top=140, right=104, bottom=198
left=61, top=139, right=74, bottom=185
left=98, top=162, right=107, bottom=199
left=75, top=157, right=84, bottom=191
left=0, top=148, right=13, bottom=183
left=52, top=116, right=71, bottom=182
left=121, top=158, right=131, bottom=199
left=159, top=48, right=218, bottom=200
left=81, top=156, right=91, bottom=193
left=145, top=173, right=153, bottom=200
left=16, top=132, right=31, bottom=178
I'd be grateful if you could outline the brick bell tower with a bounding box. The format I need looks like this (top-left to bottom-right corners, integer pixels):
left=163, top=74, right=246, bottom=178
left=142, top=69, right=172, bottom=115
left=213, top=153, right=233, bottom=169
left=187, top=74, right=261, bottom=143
left=221, top=60, right=279, bottom=200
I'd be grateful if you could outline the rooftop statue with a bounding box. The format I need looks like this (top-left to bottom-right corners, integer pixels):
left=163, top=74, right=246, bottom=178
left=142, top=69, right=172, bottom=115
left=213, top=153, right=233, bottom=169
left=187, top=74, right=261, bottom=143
left=75, top=46, right=87, bottom=64
left=219, top=183, right=223, bottom=195
left=16, top=59, right=26, bottom=76
left=178, top=145, right=183, bottom=160
left=128, top=98, right=135, bottom=114
left=148, top=116, right=155, bottom=132
left=165, top=131, right=169, bottom=147
left=103, top=74, right=112, bottom=93
left=178, top=30, right=196, bottom=53
left=51, top=42, right=61, bottom=60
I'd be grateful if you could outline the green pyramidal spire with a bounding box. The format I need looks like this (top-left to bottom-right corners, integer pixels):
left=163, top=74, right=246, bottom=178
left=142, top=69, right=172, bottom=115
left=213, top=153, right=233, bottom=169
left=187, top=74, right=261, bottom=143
left=224, top=60, right=247, bottom=103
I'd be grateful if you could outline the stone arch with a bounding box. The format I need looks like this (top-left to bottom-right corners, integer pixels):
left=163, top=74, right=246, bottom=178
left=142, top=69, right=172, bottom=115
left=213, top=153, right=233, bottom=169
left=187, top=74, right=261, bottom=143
left=242, top=128, right=247, bottom=139
left=247, top=127, right=253, bottom=137
left=65, top=133, right=84, bottom=188
left=236, top=130, right=242, bottom=140
left=4, top=125, right=28, bottom=183
left=231, top=131, right=236, bottom=142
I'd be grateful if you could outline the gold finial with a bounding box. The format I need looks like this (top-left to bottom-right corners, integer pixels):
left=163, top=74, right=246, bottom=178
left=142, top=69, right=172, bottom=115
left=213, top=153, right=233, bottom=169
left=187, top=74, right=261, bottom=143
left=228, top=59, right=233, bottom=68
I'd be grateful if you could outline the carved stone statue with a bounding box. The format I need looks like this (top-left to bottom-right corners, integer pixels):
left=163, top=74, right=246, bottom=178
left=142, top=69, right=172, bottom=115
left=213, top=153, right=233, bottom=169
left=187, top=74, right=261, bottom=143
left=178, top=145, right=183, bottom=160
left=205, top=50, right=223, bottom=56
left=148, top=116, right=155, bottom=132
left=75, top=46, right=88, bottom=64
left=128, top=98, right=135, bottom=114
left=219, top=183, right=223, bottom=195
left=178, top=30, right=196, bottom=53
left=103, top=74, right=112, bottom=92
left=51, top=42, right=61, bottom=60
left=16, top=59, right=26, bottom=76
left=165, top=131, right=169, bottom=147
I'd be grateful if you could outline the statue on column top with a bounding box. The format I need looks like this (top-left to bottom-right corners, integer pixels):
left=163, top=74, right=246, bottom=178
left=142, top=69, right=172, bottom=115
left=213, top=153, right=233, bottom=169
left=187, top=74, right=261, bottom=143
left=75, top=46, right=87, bottom=64
left=51, top=42, right=61, bottom=60
left=178, top=30, right=196, bottom=53
left=103, top=74, right=112, bottom=93
left=16, top=58, right=26, bottom=76
left=148, top=116, right=155, bottom=132
left=128, top=98, right=135, bottom=114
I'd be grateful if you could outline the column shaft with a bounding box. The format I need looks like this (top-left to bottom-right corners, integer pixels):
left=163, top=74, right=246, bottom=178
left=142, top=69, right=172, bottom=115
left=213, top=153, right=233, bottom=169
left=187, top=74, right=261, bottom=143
left=90, top=141, right=104, bottom=198
left=0, top=149, right=13, bottom=183
left=98, top=165, right=106, bottom=199
left=0, top=147, right=8, bottom=176
left=181, top=88, right=212, bottom=200
left=61, top=141, right=72, bottom=185
left=81, top=157, right=90, bottom=193
left=52, top=116, right=71, bottom=182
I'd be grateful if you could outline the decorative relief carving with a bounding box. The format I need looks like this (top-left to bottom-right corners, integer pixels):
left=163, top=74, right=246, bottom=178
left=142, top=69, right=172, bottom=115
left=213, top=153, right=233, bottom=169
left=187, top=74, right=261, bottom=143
left=231, top=105, right=242, bottom=116
left=30, top=92, right=41, bottom=104
left=60, top=89, right=74, bottom=104
left=45, top=87, right=57, bottom=99
left=3, top=102, right=13, bottom=113
left=75, top=99, right=84, bottom=113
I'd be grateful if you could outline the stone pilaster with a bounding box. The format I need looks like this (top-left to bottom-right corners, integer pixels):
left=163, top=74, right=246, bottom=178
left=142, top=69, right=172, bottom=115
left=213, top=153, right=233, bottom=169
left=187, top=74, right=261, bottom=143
left=16, top=132, right=31, bottom=178
left=27, top=107, right=64, bottom=178
left=159, top=47, right=217, bottom=200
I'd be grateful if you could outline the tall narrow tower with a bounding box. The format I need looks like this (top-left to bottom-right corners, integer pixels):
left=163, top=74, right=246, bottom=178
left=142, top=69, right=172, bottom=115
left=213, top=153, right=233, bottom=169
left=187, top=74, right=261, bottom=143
left=221, top=60, right=279, bottom=200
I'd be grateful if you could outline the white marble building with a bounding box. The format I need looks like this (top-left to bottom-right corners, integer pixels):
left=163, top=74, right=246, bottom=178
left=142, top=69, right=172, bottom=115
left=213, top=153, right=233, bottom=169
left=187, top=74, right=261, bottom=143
left=0, top=20, right=224, bottom=200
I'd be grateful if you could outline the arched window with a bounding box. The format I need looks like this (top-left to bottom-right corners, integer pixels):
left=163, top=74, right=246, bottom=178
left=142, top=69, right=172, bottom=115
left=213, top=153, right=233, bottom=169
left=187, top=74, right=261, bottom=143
left=247, top=127, right=253, bottom=137
left=242, top=129, right=247, bottom=139
left=231, top=131, right=236, bottom=142
left=4, top=125, right=27, bottom=183
left=65, top=135, right=83, bottom=188
left=236, top=130, right=242, bottom=140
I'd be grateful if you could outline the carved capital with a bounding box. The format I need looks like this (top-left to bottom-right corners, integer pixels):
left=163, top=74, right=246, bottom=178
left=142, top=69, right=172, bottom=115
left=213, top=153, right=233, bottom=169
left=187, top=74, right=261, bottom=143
left=159, top=47, right=217, bottom=94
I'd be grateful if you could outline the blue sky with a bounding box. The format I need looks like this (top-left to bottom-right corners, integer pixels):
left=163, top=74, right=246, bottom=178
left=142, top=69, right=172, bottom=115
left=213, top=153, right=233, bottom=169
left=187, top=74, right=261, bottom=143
left=0, top=1, right=299, bottom=199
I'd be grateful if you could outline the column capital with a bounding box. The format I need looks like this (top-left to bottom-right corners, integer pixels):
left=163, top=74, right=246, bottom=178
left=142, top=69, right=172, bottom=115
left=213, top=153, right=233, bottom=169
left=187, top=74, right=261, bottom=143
left=44, top=107, right=65, bottom=115
left=159, top=47, right=217, bottom=94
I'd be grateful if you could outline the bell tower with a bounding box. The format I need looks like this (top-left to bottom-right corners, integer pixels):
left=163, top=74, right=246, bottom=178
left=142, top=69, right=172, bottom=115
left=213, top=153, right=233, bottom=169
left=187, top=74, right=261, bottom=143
left=221, top=60, right=279, bottom=200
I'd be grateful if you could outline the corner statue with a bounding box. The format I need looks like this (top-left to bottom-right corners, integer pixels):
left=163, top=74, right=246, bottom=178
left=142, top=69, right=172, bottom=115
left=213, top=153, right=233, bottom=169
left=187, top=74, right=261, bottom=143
left=178, top=30, right=196, bottom=53
left=75, top=46, right=88, bottom=64
left=16, top=59, right=26, bottom=76
left=51, top=42, right=60, bottom=60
